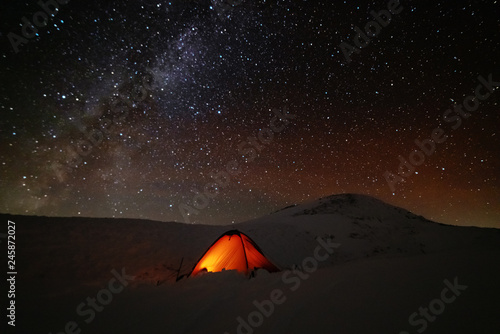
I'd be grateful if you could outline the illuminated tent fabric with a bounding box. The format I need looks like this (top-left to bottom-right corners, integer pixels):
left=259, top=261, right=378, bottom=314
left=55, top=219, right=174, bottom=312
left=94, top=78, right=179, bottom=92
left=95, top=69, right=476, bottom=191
left=189, top=230, right=279, bottom=277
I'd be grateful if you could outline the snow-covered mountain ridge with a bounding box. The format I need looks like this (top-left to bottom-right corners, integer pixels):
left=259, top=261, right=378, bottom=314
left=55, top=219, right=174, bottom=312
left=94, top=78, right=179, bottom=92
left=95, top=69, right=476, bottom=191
left=2, top=194, right=499, bottom=334
left=2, top=194, right=498, bottom=285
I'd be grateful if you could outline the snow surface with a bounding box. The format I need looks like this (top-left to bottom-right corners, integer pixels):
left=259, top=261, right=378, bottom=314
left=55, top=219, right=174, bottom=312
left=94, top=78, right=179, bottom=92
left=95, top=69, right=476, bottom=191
left=3, top=194, right=500, bottom=334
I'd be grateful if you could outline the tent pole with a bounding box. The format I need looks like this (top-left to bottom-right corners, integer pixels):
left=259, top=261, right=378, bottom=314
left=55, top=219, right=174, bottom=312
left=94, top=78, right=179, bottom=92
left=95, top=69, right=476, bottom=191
left=239, top=234, right=249, bottom=274
left=176, top=257, right=184, bottom=281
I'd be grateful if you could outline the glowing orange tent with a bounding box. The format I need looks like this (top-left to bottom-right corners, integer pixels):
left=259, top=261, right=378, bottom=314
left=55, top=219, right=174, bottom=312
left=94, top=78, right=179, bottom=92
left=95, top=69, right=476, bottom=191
left=189, top=230, right=279, bottom=277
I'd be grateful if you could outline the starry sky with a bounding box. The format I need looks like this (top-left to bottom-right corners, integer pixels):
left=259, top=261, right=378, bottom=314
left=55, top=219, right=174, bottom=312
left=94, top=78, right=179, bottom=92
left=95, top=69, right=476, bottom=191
left=0, top=0, right=499, bottom=227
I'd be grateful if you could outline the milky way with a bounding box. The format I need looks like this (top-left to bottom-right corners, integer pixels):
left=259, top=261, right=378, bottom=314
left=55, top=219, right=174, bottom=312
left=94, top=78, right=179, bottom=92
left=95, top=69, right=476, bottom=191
left=1, top=0, right=499, bottom=227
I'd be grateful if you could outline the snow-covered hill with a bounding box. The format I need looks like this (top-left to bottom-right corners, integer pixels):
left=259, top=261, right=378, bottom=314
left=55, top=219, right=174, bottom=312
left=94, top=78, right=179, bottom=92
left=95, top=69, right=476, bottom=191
left=3, top=194, right=500, bottom=334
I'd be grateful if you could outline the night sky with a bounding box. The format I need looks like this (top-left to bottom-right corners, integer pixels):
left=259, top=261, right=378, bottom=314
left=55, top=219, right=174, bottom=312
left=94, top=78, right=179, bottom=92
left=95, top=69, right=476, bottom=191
left=0, top=0, right=499, bottom=227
